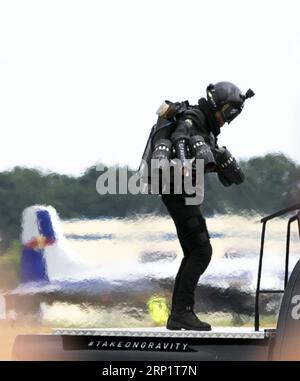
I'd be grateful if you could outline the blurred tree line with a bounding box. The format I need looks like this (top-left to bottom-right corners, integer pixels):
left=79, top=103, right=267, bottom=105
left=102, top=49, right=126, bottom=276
left=0, top=153, right=299, bottom=251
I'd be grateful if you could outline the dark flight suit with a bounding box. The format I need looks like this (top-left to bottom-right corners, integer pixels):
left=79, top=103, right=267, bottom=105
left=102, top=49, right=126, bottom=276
left=139, top=98, right=245, bottom=330
left=160, top=105, right=218, bottom=312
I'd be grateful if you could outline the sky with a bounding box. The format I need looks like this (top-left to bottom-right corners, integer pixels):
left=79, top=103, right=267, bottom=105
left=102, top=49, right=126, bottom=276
left=0, top=0, right=299, bottom=175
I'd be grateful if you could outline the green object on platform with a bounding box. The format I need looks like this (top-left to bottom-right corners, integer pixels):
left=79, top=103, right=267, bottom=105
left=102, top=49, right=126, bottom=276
left=147, top=295, right=169, bottom=325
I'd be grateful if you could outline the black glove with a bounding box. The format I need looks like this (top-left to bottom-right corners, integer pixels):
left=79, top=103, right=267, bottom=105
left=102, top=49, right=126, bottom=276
left=214, top=147, right=245, bottom=186
left=173, top=138, right=192, bottom=177
left=189, top=135, right=216, bottom=173
left=174, top=138, right=188, bottom=162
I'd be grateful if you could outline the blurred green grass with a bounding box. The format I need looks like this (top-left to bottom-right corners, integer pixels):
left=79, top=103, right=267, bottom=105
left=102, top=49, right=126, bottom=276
left=0, top=240, right=21, bottom=290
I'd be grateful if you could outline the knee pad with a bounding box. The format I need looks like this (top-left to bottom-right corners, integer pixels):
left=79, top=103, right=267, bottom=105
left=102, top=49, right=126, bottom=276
left=190, top=241, right=212, bottom=274
left=191, top=240, right=212, bottom=260
left=176, top=214, right=210, bottom=254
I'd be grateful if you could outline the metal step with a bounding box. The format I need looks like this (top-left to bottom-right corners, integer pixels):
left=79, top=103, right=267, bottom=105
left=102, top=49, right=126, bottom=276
left=53, top=326, right=267, bottom=339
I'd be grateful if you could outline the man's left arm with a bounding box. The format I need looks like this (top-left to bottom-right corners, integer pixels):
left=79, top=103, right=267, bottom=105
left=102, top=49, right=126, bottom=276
left=213, top=146, right=245, bottom=187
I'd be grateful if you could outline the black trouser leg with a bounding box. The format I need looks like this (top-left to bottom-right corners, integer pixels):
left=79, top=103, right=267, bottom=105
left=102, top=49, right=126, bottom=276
left=161, top=193, right=212, bottom=311
left=171, top=243, right=212, bottom=309
left=171, top=256, right=188, bottom=310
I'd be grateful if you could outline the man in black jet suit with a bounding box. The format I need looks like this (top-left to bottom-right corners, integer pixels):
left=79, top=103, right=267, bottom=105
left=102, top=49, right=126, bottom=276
left=139, top=82, right=254, bottom=330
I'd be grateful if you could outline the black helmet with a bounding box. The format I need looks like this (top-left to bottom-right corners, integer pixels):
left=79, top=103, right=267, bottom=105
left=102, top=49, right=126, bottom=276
left=206, top=81, right=254, bottom=123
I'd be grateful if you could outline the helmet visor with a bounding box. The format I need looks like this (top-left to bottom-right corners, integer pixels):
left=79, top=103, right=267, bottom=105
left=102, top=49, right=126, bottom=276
left=221, top=103, right=243, bottom=123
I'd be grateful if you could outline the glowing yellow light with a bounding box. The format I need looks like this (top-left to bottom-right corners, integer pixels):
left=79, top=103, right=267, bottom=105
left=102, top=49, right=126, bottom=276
left=147, top=295, right=169, bottom=325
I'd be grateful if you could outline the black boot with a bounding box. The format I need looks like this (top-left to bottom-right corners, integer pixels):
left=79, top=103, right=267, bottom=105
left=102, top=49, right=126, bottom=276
left=166, top=306, right=211, bottom=331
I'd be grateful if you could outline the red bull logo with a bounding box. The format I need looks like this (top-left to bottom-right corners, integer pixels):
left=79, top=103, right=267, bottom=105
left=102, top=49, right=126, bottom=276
left=25, top=235, right=55, bottom=250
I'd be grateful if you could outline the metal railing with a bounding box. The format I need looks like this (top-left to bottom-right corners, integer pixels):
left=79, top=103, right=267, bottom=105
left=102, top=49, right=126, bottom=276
left=254, top=203, right=300, bottom=331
